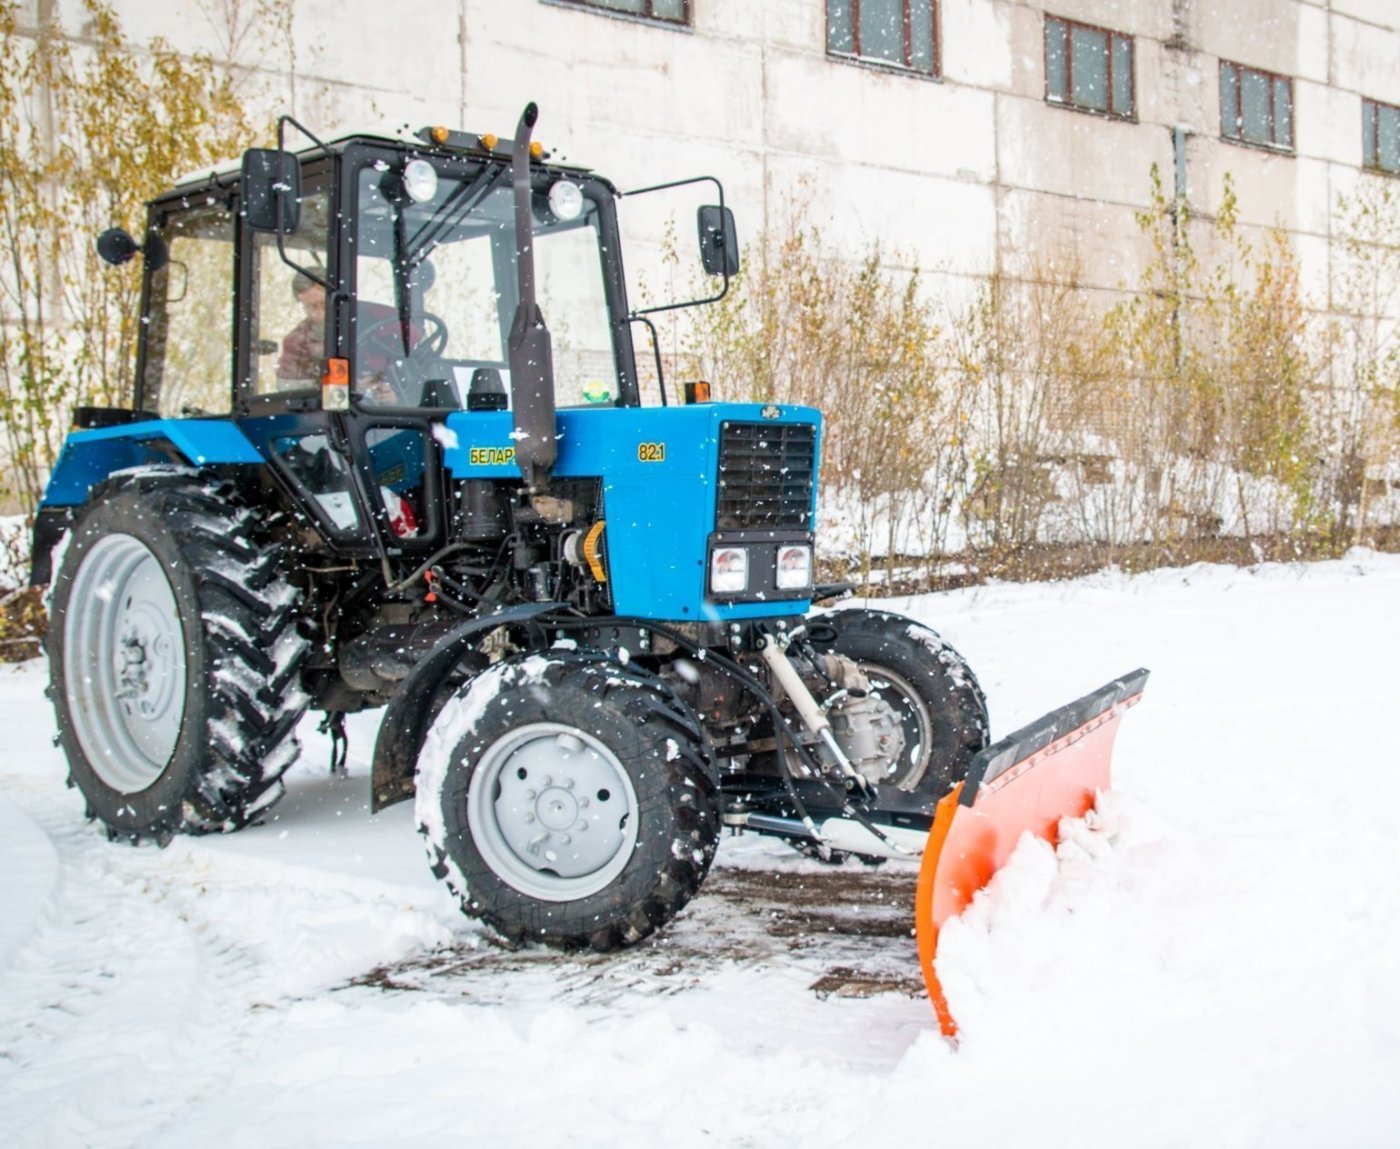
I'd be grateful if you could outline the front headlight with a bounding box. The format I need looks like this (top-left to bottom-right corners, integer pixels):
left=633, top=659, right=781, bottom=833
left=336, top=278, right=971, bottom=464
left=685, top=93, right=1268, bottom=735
left=775, top=544, right=812, bottom=590
left=710, top=546, right=749, bottom=595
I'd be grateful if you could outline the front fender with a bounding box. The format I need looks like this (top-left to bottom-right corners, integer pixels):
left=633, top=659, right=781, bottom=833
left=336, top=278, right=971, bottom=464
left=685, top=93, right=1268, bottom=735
left=370, top=602, right=564, bottom=812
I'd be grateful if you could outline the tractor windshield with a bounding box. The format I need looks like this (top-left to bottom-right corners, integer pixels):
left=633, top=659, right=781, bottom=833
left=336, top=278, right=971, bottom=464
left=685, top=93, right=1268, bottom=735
left=353, top=161, right=618, bottom=410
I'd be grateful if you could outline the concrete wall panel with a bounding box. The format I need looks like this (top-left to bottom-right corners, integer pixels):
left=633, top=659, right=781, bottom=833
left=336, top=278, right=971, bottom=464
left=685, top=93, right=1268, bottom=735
left=1297, top=81, right=1362, bottom=167
left=1329, top=0, right=1399, bottom=32
left=766, top=51, right=997, bottom=183
left=763, top=152, right=999, bottom=278
left=1331, top=12, right=1400, bottom=104
left=944, top=0, right=1017, bottom=92
left=1295, top=3, right=1330, bottom=85
left=999, top=187, right=1158, bottom=291
left=1200, top=0, right=1303, bottom=75
left=998, top=94, right=1171, bottom=207
left=1293, top=230, right=1332, bottom=304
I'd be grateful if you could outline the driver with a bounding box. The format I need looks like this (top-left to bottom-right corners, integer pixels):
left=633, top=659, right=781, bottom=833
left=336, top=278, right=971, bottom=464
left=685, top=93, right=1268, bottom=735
left=276, top=273, right=327, bottom=386
left=355, top=302, right=426, bottom=406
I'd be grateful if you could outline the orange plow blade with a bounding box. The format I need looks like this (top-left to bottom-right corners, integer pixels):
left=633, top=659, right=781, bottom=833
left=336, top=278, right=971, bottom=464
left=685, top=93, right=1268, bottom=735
left=914, top=669, right=1149, bottom=1038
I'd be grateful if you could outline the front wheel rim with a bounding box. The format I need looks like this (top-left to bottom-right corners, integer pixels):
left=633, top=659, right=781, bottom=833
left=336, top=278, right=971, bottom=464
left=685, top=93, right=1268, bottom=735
left=63, top=533, right=187, bottom=793
left=466, top=722, right=641, bottom=902
left=857, top=662, right=934, bottom=789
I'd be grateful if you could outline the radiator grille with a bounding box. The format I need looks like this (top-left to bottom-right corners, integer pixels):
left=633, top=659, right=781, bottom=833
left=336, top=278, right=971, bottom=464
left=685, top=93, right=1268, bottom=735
left=716, top=421, right=816, bottom=530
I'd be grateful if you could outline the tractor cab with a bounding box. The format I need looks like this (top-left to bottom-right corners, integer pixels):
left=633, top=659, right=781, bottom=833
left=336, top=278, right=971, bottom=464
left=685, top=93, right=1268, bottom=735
left=135, top=123, right=652, bottom=419
left=90, top=113, right=736, bottom=566
left=228, top=132, right=636, bottom=416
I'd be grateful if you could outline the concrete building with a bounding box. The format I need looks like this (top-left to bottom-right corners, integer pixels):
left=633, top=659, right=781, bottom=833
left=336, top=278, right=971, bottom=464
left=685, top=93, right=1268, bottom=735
left=57, top=0, right=1398, bottom=313
left=5, top=1, right=1399, bottom=535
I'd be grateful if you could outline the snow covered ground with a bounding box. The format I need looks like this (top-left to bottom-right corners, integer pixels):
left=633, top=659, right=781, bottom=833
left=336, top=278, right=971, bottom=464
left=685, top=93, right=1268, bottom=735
left=4, top=554, right=1400, bottom=1147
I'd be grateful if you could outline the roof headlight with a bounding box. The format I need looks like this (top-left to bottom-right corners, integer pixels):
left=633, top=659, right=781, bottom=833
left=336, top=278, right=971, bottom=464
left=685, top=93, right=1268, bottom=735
left=403, top=159, right=439, bottom=204
left=548, top=180, right=585, bottom=222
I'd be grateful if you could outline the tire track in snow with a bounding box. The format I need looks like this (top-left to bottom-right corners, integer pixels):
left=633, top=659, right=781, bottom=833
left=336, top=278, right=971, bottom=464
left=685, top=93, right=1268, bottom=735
left=0, top=807, right=272, bottom=1147
left=0, top=795, right=452, bottom=1148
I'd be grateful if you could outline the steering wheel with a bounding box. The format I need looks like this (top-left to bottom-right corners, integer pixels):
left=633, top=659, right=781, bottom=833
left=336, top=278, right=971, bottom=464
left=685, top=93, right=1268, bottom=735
left=358, top=311, right=450, bottom=361
left=356, top=312, right=451, bottom=404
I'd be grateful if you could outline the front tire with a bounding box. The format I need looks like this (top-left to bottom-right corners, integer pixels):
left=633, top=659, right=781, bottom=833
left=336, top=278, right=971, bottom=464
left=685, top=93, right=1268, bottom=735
left=46, top=471, right=310, bottom=841
left=416, top=653, right=719, bottom=950
left=816, top=609, right=989, bottom=797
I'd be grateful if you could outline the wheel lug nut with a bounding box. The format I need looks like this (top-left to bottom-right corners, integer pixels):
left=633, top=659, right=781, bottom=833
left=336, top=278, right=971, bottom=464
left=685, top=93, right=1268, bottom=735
left=524, top=789, right=537, bottom=800
left=559, top=834, right=571, bottom=845
left=523, top=813, right=535, bottom=823
left=563, top=777, right=575, bottom=789
left=542, top=775, right=553, bottom=786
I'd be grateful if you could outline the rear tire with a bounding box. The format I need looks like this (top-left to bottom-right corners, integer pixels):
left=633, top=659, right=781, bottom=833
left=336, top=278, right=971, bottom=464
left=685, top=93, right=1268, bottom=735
left=816, top=609, right=989, bottom=798
left=46, top=470, right=310, bottom=841
left=416, top=653, right=719, bottom=950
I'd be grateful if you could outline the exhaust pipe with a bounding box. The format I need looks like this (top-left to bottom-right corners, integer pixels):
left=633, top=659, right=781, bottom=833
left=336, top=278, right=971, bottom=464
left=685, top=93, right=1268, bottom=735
left=507, top=102, right=557, bottom=494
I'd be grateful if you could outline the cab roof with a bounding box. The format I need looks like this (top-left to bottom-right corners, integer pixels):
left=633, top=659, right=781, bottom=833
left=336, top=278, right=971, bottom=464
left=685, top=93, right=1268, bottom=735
left=169, top=123, right=592, bottom=194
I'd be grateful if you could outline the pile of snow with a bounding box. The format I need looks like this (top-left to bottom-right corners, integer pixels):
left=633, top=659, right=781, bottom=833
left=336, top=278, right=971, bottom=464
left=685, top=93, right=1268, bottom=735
left=4, top=553, right=1400, bottom=1146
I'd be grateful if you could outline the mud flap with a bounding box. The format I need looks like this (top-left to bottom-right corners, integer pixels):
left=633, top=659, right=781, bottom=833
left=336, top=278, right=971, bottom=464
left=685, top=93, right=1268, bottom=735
left=914, top=668, right=1149, bottom=1038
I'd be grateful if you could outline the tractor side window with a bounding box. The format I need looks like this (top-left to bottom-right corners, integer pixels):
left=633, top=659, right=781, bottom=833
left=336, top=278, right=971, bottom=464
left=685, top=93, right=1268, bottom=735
left=367, top=426, right=429, bottom=540
left=250, top=189, right=332, bottom=395
left=271, top=432, right=361, bottom=534
left=142, top=203, right=235, bottom=418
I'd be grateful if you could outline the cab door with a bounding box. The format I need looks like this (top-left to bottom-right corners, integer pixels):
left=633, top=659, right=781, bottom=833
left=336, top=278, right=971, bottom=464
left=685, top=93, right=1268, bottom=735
left=236, top=159, right=445, bottom=560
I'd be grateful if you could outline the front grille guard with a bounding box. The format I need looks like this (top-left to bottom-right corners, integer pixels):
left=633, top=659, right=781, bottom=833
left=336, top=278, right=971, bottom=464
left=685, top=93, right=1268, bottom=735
left=715, top=421, right=816, bottom=530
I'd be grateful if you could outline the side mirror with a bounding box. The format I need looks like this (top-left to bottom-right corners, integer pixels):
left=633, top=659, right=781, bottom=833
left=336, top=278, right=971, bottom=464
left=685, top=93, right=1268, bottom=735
left=698, top=205, right=739, bottom=278
left=241, top=148, right=301, bottom=233
left=96, top=228, right=170, bottom=272
left=95, top=228, right=138, bottom=266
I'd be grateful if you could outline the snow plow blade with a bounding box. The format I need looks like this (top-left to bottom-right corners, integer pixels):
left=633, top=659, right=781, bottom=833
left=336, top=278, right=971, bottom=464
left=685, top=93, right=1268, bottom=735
left=914, top=668, right=1149, bottom=1038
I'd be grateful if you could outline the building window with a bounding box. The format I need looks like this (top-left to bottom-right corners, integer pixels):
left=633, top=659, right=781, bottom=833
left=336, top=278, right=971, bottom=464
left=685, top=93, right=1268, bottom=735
left=554, top=0, right=688, bottom=24
left=1044, top=15, right=1134, bottom=119
left=827, top=1, right=938, bottom=76
left=1220, top=61, right=1293, bottom=151
left=1363, top=98, right=1400, bottom=175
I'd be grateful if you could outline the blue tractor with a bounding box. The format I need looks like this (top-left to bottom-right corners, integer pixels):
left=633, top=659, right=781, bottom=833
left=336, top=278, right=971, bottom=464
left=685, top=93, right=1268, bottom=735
left=34, top=106, right=1140, bottom=958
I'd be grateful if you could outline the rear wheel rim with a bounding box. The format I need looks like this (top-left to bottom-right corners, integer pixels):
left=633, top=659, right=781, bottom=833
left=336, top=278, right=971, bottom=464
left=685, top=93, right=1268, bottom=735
left=467, top=722, right=640, bottom=902
left=64, top=533, right=186, bottom=792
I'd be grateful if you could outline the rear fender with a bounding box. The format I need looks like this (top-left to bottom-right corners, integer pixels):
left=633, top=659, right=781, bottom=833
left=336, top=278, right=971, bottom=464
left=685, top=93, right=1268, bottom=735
left=40, top=420, right=265, bottom=508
